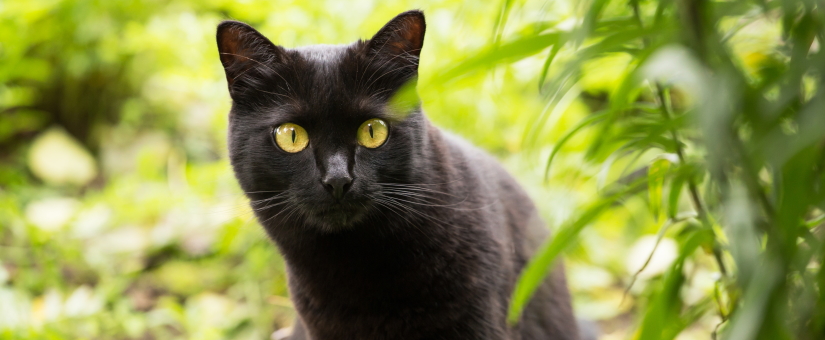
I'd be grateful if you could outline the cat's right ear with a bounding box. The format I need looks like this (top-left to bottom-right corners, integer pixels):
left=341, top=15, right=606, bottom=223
left=367, top=11, right=426, bottom=69
left=216, top=21, right=286, bottom=90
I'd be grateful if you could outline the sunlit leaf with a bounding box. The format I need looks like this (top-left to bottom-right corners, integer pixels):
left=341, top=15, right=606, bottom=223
left=544, top=111, right=608, bottom=181
left=667, top=171, right=686, bottom=219
left=436, top=32, right=561, bottom=83
left=648, top=156, right=672, bottom=219
left=508, top=179, right=645, bottom=324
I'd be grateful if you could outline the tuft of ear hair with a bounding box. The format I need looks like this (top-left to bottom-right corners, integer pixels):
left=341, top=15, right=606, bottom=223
left=367, top=10, right=426, bottom=69
left=216, top=21, right=286, bottom=88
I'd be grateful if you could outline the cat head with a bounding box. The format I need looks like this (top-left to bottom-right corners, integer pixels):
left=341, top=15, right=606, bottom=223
left=217, top=11, right=429, bottom=232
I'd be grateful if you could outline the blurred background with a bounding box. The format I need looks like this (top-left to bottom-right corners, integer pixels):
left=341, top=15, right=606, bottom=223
left=2, top=0, right=824, bottom=339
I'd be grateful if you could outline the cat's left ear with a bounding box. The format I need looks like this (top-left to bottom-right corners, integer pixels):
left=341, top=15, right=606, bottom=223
left=368, top=10, right=426, bottom=69
left=216, top=21, right=287, bottom=89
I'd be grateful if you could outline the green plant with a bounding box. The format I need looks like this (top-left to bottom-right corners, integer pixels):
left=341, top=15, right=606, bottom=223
left=3, top=0, right=822, bottom=338
left=451, top=0, right=825, bottom=338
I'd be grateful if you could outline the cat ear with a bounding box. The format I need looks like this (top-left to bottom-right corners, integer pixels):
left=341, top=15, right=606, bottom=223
left=367, top=10, right=426, bottom=69
left=216, top=21, right=286, bottom=87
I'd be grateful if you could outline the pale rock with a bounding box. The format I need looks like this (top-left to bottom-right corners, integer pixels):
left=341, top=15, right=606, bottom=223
left=25, top=197, right=80, bottom=232
left=27, top=127, right=97, bottom=186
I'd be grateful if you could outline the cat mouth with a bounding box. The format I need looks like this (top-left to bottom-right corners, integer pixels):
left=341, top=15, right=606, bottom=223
left=306, top=201, right=369, bottom=229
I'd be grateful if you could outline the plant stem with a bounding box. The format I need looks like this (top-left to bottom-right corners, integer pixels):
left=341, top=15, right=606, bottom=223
left=655, top=85, right=727, bottom=275
left=629, top=0, right=727, bottom=275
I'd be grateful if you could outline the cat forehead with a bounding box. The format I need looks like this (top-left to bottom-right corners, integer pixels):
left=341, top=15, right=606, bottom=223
left=292, top=44, right=352, bottom=65
left=276, top=43, right=382, bottom=117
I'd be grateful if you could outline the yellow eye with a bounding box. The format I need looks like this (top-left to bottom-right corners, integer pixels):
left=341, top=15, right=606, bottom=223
left=357, top=118, right=388, bottom=148
left=274, top=123, right=309, bottom=153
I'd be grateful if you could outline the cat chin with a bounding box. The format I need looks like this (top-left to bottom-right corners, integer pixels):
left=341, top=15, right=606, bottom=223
left=303, top=215, right=365, bottom=233
left=300, top=204, right=370, bottom=233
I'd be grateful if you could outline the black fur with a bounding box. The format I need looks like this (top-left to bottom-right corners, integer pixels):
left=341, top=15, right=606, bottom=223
left=217, top=10, right=580, bottom=340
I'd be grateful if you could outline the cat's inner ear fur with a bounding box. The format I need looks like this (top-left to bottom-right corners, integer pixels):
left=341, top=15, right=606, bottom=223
left=216, top=21, right=286, bottom=89
left=367, top=10, right=426, bottom=69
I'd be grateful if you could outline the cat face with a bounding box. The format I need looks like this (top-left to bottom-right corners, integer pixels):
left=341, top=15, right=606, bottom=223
left=217, top=11, right=427, bottom=231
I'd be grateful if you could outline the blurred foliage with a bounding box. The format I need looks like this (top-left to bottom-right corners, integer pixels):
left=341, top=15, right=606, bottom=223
left=1, top=0, right=822, bottom=339
left=474, top=0, right=825, bottom=339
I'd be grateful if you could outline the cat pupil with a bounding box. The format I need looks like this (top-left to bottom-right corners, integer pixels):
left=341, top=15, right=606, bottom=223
left=291, top=129, right=296, bottom=143
left=368, top=125, right=374, bottom=139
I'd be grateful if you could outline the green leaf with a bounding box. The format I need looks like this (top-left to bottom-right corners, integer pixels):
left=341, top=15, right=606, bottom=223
left=637, top=261, right=686, bottom=340
left=435, top=32, right=561, bottom=82
left=573, top=0, right=610, bottom=47
left=806, top=214, right=825, bottom=228
left=508, top=179, right=645, bottom=324
left=648, top=157, right=673, bottom=219
left=544, top=111, right=608, bottom=181
left=538, top=42, right=564, bottom=90
left=388, top=77, right=420, bottom=118
left=667, top=171, right=686, bottom=219
left=637, top=227, right=711, bottom=340
left=491, top=0, right=516, bottom=45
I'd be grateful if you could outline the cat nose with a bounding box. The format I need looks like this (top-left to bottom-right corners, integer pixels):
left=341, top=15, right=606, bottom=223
left=323, top=175, right=353, bottom=200
left=321, top=151, right=353, bottom=199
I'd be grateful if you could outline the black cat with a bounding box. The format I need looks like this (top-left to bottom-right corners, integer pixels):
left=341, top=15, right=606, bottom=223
left=216, top=10, right=580, bottom=340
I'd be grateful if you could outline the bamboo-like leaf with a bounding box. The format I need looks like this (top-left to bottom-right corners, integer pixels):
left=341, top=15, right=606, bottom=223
left=524, top=68, right=579, bottom=148
left=388, top=77, right=420, bottom=118
left=491, top=0, right=516, bottom=45
left=806, top=214, right=825, bottom=228
left=543, top=111, right=608, bottom=181
left=538, top=43, right=563, bottom=90
left=667, top=171, right=686, bottom=219
left=637, top=227, right=711, bottom=340
left=573, top=0, right=610, bottom=47
left=435, top=32, right=561, bottom=83
left=664, top=298, right=714, bottom=339
left=648, top=157, right=673, bottom=219
left=508, top=179, right=645, bottom=324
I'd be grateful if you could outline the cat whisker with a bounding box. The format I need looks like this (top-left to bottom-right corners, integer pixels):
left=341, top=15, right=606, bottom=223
left=248, top=194, right=288, bottom=203
left=248, top=192, right=290, bottom=205
left=373, top=193, right=445, bottom=227
left=369, top=196, right=428, bottom=236
left=208, top=192, right=286, bottom=219
left=380, top=193, right=463, bottom=209
left=379, top=190, right=456, bottom=206
left=380, top=189, right=497, bottom=212
left=259, top=203, right=298, bottom=225
left=244, top=190, right=288, bottom=194
left=378, top=185, right=461, bottom=198
left=379, top=186, right=457, bottom=197
left=280, top=205, right=303, bottom=225
left=378, top=177, right=465, bottom=188
left=381, top=187, right=467, bottom=202
left=379, top=189, right=446, bottom=202
left=251, top=200, right=291, bottom=212
left=369, top=194, right=413, bottom=220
